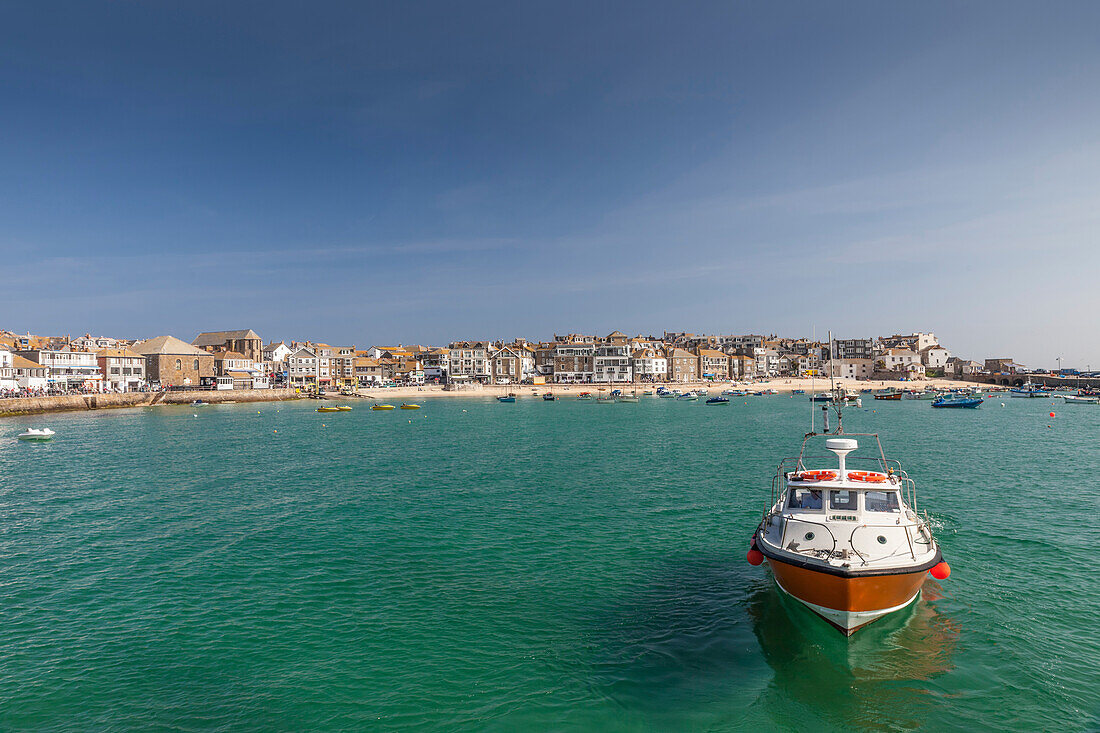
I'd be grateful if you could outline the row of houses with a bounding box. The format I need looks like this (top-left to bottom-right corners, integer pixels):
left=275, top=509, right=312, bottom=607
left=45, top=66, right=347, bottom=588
left=1, top=327, right=986, bottom=393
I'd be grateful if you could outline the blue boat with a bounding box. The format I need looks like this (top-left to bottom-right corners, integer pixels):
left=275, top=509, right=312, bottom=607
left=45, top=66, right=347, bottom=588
left=497, top=395, right=516, bottom=403
left=931, top=395, right=983, bottom=408
left=705, top=396, right=729, bottom=405
left=808, top=393, right=831, bottom=402
left=792, top=389, right=805, bottom=394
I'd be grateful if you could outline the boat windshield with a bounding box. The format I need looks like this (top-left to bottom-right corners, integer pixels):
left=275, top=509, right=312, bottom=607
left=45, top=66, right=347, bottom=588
left=865, top=490, right=900, bottom=512
left=829, top=490, right=858, bottom=511
left=787, top=488, right=823, bottom=510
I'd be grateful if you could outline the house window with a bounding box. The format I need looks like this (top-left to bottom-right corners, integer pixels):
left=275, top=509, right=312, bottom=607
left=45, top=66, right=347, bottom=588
left=175, top=359, right=182, bottom=370
left=193, top=359, right=199, bottom=370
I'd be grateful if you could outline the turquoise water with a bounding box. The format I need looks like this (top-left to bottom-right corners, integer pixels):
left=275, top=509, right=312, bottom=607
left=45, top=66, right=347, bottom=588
left=2, top=395, right=1098, bottom=731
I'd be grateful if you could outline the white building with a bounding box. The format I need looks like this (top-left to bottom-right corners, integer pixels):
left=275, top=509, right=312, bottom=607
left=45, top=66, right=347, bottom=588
left=16, top=349, right=103, bottom=391
left=0, top=349, right=16, bottom=392
left=920, top=345, right=951, bottom=370
left=285, top=347, right=328, bottom=387
left=879, top=348, right=921, bottom=372
left=631, top=348, right=667, bottom=382
left=594, top=343, right=632, bottom=383
left=13, top=355, right=49, bottom=391
left=827, top=358, right=874, bottom=380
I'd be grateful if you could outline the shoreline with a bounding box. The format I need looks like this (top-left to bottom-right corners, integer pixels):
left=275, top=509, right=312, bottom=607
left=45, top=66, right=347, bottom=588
left=1, top=377, right=994, bottom=418
left=0, top=388, right=304, bottom=418
left=352, top=377, right=986, bottom=400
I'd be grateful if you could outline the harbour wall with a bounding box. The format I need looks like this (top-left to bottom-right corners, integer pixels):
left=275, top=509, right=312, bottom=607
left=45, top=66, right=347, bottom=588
left=0, top=388, right=304, bottom=418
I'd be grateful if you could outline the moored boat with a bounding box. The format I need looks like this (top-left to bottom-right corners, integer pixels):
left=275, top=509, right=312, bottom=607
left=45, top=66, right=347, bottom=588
left=400, top=403, right=420, bottom=409
left=370, top=404, right=396, bottom=410
left=17, top=428, right=55, bottom=441
left=677, top=392, right=698, bottom=401
left=1010, top=380, right=1050, bottom=398
left=497, top=394, right=516, bottom=403
left=317, top=406, right=340, bottom=412
left=577, top=392, right=593, bottom=400
left=705, top=396, right=729, bottom=405
left=931, top=394, right=983, bottom=408
left=335, top=405, right=353, bottom=411
left=542, top=393, right=556, bottom=401
left=749, top=434, right=947, bottom=635
left=1063, top=394, right=1099, bottom=404
left=874, top=390, right=903, bottom=401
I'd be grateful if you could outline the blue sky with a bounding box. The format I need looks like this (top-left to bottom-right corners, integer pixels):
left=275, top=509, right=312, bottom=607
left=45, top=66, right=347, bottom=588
left=2, top=1, right=1098, bottom=367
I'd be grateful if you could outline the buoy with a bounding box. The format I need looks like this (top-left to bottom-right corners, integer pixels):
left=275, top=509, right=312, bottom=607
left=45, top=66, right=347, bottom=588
left=930, top=561, right=951, bottom=580
left=1001, top=403, right=1005, bottom=407
left=274, top=430, right=277, bottom=433
left=1049, top=412, right=1055, bottom=418
left=747, top=549, right=764, bottom=566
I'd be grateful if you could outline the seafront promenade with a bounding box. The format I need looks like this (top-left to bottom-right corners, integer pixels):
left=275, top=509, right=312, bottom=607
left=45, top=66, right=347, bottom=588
left=0, top=388, right=303, bottom=417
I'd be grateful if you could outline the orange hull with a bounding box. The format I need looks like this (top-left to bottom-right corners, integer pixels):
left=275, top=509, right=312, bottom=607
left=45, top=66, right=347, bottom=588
left=767, top=556, right=929, bottom=633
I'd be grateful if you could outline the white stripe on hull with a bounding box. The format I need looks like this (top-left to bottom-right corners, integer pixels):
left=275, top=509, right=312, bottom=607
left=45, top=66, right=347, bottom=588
left=774, top=577, right=921, bottom=634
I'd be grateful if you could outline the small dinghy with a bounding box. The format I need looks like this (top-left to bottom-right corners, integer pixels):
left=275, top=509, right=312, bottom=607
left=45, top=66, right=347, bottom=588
left=18, top=428, right=55, bottom=441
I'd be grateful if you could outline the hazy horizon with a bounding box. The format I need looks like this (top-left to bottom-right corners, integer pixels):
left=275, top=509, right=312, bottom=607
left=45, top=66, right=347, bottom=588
left=3, top=2, right=1098, bottom=369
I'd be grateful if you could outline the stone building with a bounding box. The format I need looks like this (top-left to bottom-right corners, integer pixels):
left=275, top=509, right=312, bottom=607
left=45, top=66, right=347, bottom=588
left=192, top=329, right=264, bottom=362
left=131, top=335, right=215, bottom=387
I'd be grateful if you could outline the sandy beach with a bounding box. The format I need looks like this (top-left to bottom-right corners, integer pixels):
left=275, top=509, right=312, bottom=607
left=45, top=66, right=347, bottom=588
left=351, top=376, right=984, bottom=400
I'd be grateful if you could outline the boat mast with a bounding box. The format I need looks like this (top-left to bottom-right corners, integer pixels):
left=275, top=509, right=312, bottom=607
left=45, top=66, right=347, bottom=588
left=829, top=330, right=842, bottom=434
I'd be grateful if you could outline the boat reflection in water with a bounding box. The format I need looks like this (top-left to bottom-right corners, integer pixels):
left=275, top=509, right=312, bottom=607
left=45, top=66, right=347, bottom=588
left=747, top=576, right=960, bottom=730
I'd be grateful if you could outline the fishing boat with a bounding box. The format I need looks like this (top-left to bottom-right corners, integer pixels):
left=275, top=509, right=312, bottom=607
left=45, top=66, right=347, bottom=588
left=1063, top=394, right=1100, bottom=404
left=542, top=393, right=556, bottom=401
left=874, top=390, right=903, bottom=401
left=17, top=428, right=55, bottom=441
left=316, top=406, right=340, bottom=412
left=902, top=390, right=938, bottom=401
left=677, top=392, right=698, bottom=401
left=809, top=393, right=831, bottom=402
left=617, top=391, right=640, bottom=403
left=1010, top=380, right=1050, bottom=398
left=577, top=392, right=593, bottom=400
left=931, top=394, right=983, bottom=408
left=792, top=389, right=806, bottom=395
left=749, top=433, right=947, bottom=635
left=497, top=394, right=516, bottom=403
left=705, top=396, right=729, bottom=405
left=400, top=403, right=420, bottom=409
left=596, top=390, right=614, bottom=403
left=370, top=404, right=396, bottom=411
left=658, top=390, right=676, bottom=398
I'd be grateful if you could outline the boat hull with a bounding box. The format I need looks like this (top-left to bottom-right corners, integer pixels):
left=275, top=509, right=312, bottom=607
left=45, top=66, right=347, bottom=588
left=765, top=556, right=930, bottom=635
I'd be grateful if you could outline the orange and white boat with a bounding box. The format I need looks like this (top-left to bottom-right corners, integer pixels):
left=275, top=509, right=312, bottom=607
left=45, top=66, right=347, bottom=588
left=749, top=432, right=950, bottom=635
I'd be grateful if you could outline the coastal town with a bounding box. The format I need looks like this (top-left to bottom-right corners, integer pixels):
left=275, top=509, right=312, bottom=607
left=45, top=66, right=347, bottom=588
left=0, top=327, right=1031, bottom=397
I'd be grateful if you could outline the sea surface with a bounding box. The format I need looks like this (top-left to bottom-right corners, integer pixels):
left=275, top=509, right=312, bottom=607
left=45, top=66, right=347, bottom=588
left=2, top=393, right=1098, bottom=731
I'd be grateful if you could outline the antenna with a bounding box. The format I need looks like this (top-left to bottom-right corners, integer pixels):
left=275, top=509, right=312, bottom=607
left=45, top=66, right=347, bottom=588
left=829, top=330, right=842, bottom=434
left=810, top=326, right=816, bottom=435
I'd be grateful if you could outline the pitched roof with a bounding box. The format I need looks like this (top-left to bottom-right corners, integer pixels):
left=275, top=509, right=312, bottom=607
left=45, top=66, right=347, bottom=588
left=11, top=354, right=43, bottom=369
left=131, top=335, right=211, bottom=356
left=192, top=330, right=261, bottom=346
left=97, top=348, right=141, bottom=358
left=214, top=351, right=248, bottom=360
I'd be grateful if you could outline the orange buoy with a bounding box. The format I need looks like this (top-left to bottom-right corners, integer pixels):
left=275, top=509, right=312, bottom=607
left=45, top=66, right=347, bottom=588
left=747, top=549, right=764, bottom=566
left=1049, top=412, right=1055, bottom=418
left=930, top=561, right=951, bottom=580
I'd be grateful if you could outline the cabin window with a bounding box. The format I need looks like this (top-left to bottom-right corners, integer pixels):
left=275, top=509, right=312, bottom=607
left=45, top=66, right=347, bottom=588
left=865, top=491, right=900, bottom=512
left=787, top=488, right=823, bottom=510
left=829, top=490, right=858, bottom=511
